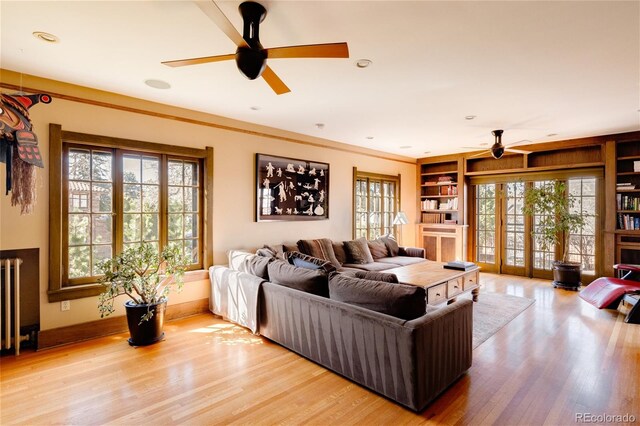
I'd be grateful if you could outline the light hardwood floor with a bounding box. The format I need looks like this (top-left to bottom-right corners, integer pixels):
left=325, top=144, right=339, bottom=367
left=1, top=273, right=638, bottom=425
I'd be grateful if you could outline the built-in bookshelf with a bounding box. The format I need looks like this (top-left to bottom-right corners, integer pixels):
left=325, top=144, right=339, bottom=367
left=616, top=140, right=640, bottom=231
left=419, top=160, right=461, bottom=224
left=614, top=139, right=640, bottom=266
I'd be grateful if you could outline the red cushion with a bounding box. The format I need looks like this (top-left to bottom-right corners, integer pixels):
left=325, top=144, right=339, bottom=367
left=579, top=278, right=640, bottom=309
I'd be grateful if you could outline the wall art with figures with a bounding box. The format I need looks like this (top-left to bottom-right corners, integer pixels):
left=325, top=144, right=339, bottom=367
left=255, top=153, right=329, bottom=221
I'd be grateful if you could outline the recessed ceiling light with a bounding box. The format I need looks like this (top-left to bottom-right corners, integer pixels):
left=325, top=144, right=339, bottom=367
left=315, top=123, right=325, bottom=130
left=423, top=151, right=431, bottom=154
left=144, top=79, right=171, bottom=90
left=366, top=136, right=374, bottom=140
left=356, top=59, right=372, bottom=68
left=33, top=31, right=59, bottom=43
left=250, top=106, right=260, bottom=111
left=547, top=133, right=558, bottom=137
left=399, top=145, right=412, bottom=149
left=465, top=115, right=476, bottom=120
left=479, top=142, right=489, bottom=146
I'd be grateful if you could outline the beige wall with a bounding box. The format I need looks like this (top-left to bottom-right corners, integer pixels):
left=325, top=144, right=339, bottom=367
left=0, top=71, right=417, bottom=330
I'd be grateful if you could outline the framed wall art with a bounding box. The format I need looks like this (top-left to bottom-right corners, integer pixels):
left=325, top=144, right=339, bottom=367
left=255, top=153, right=329, bottom=222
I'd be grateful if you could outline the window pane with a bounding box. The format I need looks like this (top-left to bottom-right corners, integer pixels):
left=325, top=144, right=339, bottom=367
left=124, top=184, right=142, bottom=213
left=168, top=187, right=183, bottom=213
left=92, top=183, right=112, bottom=213
left=123, top=156, right=141, bottom=183
left=92, top=151, right=112, bottom=182
left=142, top=185, right=159, bottom=213
left=68, top=246, right=90, bottom=278
left=169, top=214, right=183, bottom=240
left=92, top=245, right=112, bottom=276
left=142, top=157, right=159, bottom=184
left=184, top=162, right=198, bottom=186
left=69, top=150, right=90, bottom=180
left=143, top=213, right=159, bottom=241
left=69, top=214, right=90, bottom=245
left=123, top=213, right=141, bottom=242
left=168, top=161, right=183, bottom=185
left=92, top=214, right=112, bottom=244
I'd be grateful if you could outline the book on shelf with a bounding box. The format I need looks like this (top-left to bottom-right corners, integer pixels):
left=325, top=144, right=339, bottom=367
left=422, top=213, right=442, bottom=223
left=635, top=161, right=640, bottom=172
left=618, top=194, right=640, bottom=210
left=618, top=213, right=640, bottom=230
left=443, top=260, right=477, bottom=271
left=437, top=176, right=455, bottom=183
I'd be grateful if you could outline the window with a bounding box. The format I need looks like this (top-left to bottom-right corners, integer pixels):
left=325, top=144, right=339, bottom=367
left=532, top=180, right=556, bottom=271
left=49, top=125, right=213, bottom=302
left=353, top=170, right=400, bottom=240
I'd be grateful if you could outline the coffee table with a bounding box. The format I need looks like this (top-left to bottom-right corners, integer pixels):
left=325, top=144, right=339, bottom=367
left=385, top=261, right=480, bottom=306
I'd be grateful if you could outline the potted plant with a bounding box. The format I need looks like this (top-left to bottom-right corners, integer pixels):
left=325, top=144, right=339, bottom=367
left=97, top=243, right=187, bottom=346
left=523, top=180, right=586, bottom=290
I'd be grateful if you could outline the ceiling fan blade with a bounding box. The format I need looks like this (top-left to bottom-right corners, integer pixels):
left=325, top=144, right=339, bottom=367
left=261, top=66, right=291, bottom=95
left=505, top=148, right=532, bottom=154
left=266, top=42, right=349, bottom=59
left=196, top=0, right=248, bottom=48
left=504, top=139, right=532, bottom=148
left=468, top=150, right=490, bottom=158
left=162, top=53, right=236, bottom=68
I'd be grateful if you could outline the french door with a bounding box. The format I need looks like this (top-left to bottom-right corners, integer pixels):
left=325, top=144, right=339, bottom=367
left=471, top=173, right=601, bottom=281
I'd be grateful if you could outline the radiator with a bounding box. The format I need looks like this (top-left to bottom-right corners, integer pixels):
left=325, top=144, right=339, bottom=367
left=1, top=258, right=23, bottom=355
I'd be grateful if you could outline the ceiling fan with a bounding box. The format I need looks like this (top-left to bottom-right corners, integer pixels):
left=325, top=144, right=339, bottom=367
left=162, top=1, right=349, bottom=95
left=466, top=130, right=532, bottom=159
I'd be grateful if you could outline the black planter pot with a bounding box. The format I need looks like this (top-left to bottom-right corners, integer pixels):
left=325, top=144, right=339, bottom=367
left=124, top=300, right=167, bottom=346
left=552, top=261, right=582, bottom=291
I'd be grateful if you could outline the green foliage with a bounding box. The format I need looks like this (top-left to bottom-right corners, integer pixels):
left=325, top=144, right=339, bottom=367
left=523, top=180, right=586, bottom=263
left=96, top=243, right=187, bottom=322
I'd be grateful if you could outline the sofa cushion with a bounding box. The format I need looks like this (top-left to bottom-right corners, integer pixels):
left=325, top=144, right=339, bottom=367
left=342, top=261, right=395, bottom=272
left=297, top=238, right=341, bottom=268
left=379, top=235, right=400, bottom=257
left=332, top=241, right=348, bottom=265
left=354, top=271, right=399, bottom=283
left=367, top=239, right=389, bottom=260
left=376, top=256, right=426, bottom=266
left=267, top=260, right=329, bottom=297
left=227, top=250, right=271, bottom=279
left=344, top=237, right=374, bottom=264
left=329, top=274, right=426, bottom=320
left=262, top=244, right=286, bottom=260
left=286, top=251, right=337, bottom=274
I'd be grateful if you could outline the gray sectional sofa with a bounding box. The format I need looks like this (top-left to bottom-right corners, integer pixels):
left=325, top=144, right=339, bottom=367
left=209, top=238, right=473, bottom=412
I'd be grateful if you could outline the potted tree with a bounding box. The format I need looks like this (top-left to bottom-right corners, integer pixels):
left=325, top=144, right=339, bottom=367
left=523, top=180, right=586, bottom=290
left=97, top=243, right=187, bottom=346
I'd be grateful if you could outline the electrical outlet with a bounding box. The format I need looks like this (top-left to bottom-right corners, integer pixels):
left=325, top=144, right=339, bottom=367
left=61, top=300, right=71, bottom=311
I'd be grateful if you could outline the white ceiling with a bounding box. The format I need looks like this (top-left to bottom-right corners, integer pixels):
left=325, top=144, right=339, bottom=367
left=1, top=1, right=639, bottom=158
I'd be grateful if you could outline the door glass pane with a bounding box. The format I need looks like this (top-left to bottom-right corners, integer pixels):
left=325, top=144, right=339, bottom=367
left=532, top=180, right=555, bottom=270
left=475, top=184, right=496, bottom=263
left=567, top=177, right=597, bottom=274
left=504, top=182, right=525, bottom=267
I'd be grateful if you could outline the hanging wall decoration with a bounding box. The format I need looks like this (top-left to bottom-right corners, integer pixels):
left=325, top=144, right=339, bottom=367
left=256, top=153, right=329, bottom=222
left=0, top=93, right=52, bottom=214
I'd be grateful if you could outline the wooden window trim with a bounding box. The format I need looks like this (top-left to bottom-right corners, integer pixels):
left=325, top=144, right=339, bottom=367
left=48, top=124, right=213, bottom=302
left=352, top=168, right=401, bottom=239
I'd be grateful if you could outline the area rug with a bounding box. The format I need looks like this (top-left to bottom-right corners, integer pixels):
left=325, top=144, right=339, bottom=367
left=470, top=291, right=535, bottom=348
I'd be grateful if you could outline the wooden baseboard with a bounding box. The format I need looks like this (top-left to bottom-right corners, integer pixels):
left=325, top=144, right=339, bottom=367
left=37, top=298, right=210, bottom=350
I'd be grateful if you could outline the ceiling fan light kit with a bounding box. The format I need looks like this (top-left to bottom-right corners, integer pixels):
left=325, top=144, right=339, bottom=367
left=162, top=1, right=349, bottom=94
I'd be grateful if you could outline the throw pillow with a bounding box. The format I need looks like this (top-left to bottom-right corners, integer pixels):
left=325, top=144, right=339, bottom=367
left=354, top=271, right=399, bottom=283
left=239, top=255, right=272, bottom=280
left=329, top=274, right=425, bottom=320
left=379, top=234, right=400, bottom=257
left=344, top=237, right=374, bottom=264
left=256, top=247, right=277, bottom=259
left=263, top=244, right=286, bottom=260
left=285, top=251, right=337, bottom=274
left=267, top=260, right=329, bottom=297
left=296, top=238, right=341, bottom=268
left=367, top=239, right=389, bottom=259
left=332, top=241, right=347, bottom=265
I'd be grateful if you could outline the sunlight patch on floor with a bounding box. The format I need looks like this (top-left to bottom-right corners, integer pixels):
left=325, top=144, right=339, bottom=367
left=189, top=323, right=263, bottom=345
